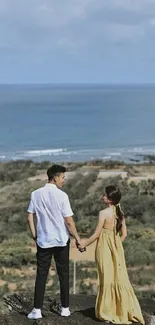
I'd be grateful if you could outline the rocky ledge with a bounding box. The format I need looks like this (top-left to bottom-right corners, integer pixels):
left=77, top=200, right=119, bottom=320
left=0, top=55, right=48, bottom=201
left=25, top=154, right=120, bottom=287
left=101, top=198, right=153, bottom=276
left=0, top=293, right=155, bottom=325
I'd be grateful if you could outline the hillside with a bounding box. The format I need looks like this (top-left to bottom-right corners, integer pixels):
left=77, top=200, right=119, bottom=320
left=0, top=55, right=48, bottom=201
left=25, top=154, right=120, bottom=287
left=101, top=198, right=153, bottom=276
left=1, top=160, right=155, bottom=312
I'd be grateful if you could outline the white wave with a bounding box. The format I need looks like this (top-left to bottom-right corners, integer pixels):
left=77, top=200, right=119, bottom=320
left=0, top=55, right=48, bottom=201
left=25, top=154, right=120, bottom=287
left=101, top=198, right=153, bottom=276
left=108, top=152, right=122, bottom=156
left=132, top=147, right=155, bottom=154
left=52, top=150, right=77, bottom=156
left=103, top=156, right=111, bottom=160
left=132, top=147, right=143, bottom=152
left=22, top=148, right=67, bottom=157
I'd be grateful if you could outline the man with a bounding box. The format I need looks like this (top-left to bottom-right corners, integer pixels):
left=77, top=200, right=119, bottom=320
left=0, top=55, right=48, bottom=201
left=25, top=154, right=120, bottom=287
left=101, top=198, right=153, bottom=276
left=27, top=164, right=83, bottom=320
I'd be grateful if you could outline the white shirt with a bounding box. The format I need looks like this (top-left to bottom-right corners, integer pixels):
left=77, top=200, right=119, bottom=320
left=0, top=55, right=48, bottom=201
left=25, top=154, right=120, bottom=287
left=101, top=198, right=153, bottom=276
left=27, top=183, right=73, bottom=248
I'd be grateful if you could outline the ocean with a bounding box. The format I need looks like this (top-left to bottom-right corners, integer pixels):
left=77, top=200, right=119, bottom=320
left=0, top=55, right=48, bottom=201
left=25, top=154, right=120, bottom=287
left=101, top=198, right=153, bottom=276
left=0, top=84, right=155, bottom=163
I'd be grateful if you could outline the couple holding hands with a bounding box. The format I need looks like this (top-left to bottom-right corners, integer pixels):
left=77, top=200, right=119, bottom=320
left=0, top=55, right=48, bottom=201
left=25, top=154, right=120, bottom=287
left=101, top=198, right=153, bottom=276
left=27, top=164, right=144, bottom=324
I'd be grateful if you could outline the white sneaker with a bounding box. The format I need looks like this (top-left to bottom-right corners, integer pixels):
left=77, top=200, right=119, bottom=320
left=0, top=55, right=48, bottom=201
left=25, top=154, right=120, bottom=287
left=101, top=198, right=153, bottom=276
left=61, top=307, right=71, bottom=317
left=27, top=308, right=42, bottom=319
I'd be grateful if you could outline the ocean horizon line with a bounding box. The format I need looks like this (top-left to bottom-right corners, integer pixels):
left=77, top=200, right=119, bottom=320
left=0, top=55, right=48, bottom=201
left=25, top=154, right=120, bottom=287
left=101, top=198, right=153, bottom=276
left=1, top=83, right=155, bottom=87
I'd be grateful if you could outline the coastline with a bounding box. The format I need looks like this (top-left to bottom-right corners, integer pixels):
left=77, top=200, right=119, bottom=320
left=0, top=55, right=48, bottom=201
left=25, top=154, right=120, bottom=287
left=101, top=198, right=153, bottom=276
left=1, top=146, right=155, bottom=164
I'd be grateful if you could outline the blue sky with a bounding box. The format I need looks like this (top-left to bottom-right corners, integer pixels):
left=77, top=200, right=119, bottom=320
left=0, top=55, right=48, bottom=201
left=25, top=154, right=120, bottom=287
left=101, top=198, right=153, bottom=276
left=1, top=0, right=155, bottom=84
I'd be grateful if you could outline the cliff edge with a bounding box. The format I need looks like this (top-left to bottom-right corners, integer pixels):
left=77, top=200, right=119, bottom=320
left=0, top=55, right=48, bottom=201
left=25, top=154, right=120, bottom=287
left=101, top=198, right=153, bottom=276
left=0, top=293, right=155, bottom=325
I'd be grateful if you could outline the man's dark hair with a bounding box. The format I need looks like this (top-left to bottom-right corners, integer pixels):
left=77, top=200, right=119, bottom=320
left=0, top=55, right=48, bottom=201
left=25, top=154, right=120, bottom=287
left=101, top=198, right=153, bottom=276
left=47, top=164, right=66, bottom=181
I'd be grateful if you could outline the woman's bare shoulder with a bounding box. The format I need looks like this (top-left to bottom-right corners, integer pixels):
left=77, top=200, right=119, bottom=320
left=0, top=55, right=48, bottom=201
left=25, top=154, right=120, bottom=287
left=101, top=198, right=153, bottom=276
left=99, top=208, right=109, bottom=217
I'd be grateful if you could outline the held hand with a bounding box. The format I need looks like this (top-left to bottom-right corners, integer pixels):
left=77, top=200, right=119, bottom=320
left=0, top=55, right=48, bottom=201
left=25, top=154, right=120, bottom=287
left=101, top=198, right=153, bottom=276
left=78, top=245, right=86, bottom=253
left=80, top=239, right=88, bottom=249
left=75, top=240, right=86, bottom=253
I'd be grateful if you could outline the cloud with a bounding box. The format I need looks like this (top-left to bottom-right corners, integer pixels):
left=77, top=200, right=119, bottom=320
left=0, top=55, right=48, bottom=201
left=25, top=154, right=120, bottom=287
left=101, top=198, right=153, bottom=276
left=104, top=23, right=144, bottom=43
left=0, top=0, right=155, bottom=57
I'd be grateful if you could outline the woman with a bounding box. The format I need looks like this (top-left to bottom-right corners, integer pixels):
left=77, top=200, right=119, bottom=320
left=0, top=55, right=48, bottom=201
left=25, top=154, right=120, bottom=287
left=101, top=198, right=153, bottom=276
left=80, top=185, right=144, bottom=324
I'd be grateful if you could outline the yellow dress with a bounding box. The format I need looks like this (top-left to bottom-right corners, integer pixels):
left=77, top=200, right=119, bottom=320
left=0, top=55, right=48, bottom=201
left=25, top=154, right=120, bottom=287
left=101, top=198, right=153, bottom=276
left=95, top=209, right=144, bottom=324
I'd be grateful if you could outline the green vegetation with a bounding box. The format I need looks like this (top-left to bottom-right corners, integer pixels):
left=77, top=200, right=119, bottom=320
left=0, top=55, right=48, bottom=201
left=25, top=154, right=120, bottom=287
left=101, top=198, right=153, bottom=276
left=0, top=159, right=155, bottom=310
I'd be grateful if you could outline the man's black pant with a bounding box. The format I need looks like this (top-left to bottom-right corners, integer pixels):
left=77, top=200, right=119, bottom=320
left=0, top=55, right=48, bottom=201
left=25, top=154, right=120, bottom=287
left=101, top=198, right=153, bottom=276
left=34, top=240, right=70, bottom=309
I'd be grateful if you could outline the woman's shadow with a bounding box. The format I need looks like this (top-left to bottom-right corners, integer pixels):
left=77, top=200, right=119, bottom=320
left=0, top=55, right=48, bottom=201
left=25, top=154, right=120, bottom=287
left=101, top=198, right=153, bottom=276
left=79, top=307, right=101, bottom=322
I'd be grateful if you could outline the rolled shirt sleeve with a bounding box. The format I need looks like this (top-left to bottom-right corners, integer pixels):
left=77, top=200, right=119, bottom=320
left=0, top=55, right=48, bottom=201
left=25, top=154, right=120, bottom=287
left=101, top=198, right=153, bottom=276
left=27, top=194, right=35, bottom=213
left=62, top=194, right=73, bottom=218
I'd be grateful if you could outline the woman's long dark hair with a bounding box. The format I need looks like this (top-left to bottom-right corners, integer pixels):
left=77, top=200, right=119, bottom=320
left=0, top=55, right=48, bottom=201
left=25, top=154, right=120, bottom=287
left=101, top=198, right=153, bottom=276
left=105, top=185, right=124, bottom=233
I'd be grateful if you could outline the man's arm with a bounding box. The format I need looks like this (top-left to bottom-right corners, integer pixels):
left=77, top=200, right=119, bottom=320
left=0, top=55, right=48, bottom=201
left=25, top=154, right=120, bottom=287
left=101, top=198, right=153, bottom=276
left=62, top=193, right=81, bottom=244
left=27, top=192, right=37, bottom=240
left=62, top=193, right=84, bottom=248
left=28, top=213, right=37, bottom=240
left=64, top=216, right=82, bottom=246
